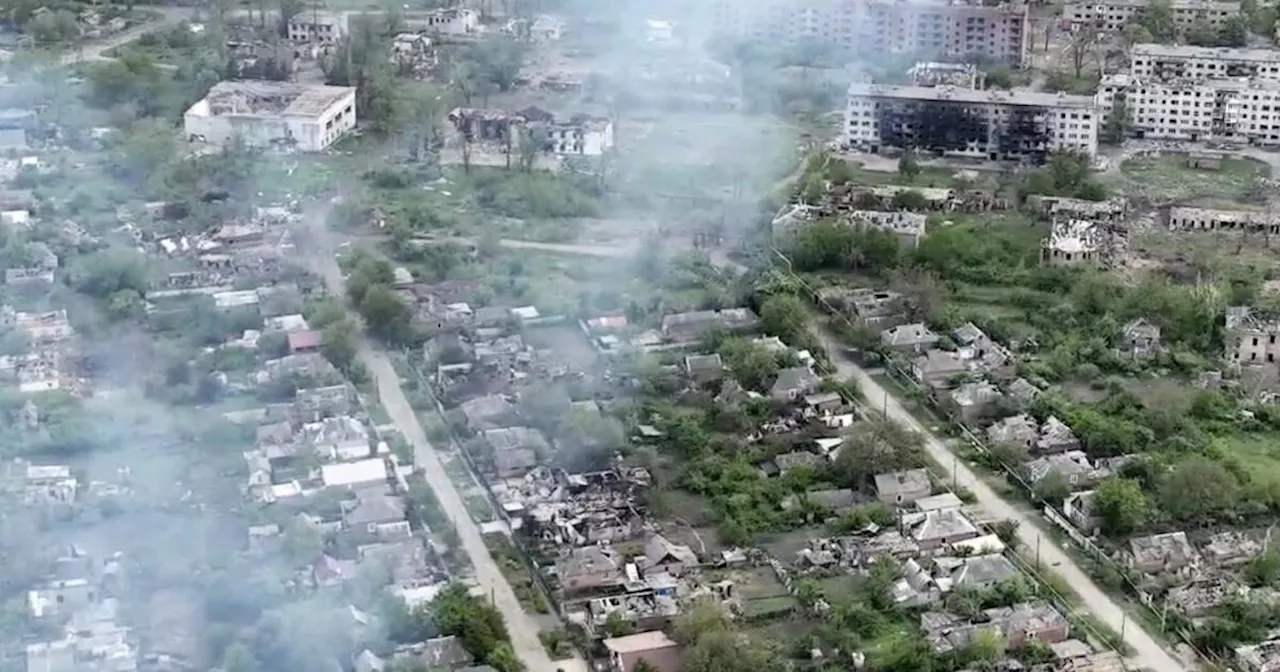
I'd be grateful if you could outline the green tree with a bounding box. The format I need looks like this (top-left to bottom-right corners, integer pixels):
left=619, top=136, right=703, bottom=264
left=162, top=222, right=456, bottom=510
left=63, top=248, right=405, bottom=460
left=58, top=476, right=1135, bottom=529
left=1245, top=546, right=1280, bottom=587
left=758, top=293, right=810, bottom=347
left=1220, top=14, right=1250, bottom=45
left=992, top=519, right=1020, bottom=545
left=1159, top=456, right=1239, bottom=522
left=897, top=150, right=921, bottom=180
left=356, top=285, right=412, bottom=343
left=321, top=319, right=359, bottom=372
left=718, top=339, right=781, bottom=391
left=1094, top=477, right=1148, bottom=536
left=604, top=610, right=633, bottom=637
left=1123, top=23, right=1154, bottom=47
left=1066, top=24, right=1100, bottom=78
left=1102, top=95, right=1130, bottom=144
left=1032, top=471, right=1071, bottom=504
left=432, top=584, right=512, bottom=663
left=1186, top=18, right=1220, bottom=45
left=833, top=418, right=926, bottom=489
left=1143, top=0, right=1177, bottom=40
left=968, top=628, right=1007, bottom=663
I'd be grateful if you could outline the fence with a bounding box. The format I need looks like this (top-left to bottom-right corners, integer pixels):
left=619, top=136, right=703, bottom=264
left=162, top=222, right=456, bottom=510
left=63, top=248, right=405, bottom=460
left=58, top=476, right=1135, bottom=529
left=405, top=351, right=564, bottom=617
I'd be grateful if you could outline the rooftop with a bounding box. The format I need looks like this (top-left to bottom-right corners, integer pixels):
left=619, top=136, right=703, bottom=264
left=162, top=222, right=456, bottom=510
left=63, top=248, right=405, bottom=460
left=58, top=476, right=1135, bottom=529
left=1046, top=219, right=1103, bottom=254
left=190, top=80, right=355, bottom=119
left=603, top=630, right=679, bottom=654
left=321, top=458, right=388, bottom=487
left=1132, top=42, right=1280, bottom=63
left=848, top=83, right=1096, bottom=109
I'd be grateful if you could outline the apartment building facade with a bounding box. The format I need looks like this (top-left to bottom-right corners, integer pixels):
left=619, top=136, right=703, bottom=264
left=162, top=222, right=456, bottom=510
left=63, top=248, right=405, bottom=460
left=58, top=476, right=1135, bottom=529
left=1063, top=0, right=1239, bottom=32
left=1096, top=45, right=1280, bottom=144
left=1130, top=44, right=1280, bottom=82
left=844, top=84, right=1098, bottom=160
left=712, top=0, right=1030, bottom=66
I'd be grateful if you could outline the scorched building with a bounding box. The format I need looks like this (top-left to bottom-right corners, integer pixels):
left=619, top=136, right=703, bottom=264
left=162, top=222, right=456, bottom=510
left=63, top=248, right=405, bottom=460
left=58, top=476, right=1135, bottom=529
left=184, top=80, right=357, bottom=152
left=843, top=84, right=1098, bottom=161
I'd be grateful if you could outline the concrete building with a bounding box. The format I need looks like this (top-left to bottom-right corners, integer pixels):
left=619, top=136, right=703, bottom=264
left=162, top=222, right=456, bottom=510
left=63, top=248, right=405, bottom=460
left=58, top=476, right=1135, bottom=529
left=410, top=8, right=479, bottom=36
left=1098, top=73, right=1280, bottom=144
left=184, top=80, right=357, bottom=152
left=1167, top=205, right=1278, bottom=234
left=446, top=106, right=615, bottom=156
left=1129, top=44, right=1280, bottom=83
left=1041, top=219, right=1127, bottom=267
left=287, top=10, right=349, bottom=43
left=1063, top=0, right=1239, bottom=33
left=909, top=62, right=983, bottom=89
left=844, top=84, right=1098, bottom=160
left=603, top=631, right=684, bottom=672
left=850, top=210, right=928, bottom=246
left=1225, top=305, right=1280, bottom=365
left=712, top=0, right=1030, bottom=66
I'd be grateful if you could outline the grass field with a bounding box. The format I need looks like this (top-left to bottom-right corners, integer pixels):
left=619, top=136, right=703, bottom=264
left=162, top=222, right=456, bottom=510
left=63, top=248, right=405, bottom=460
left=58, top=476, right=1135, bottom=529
left=1118, top=155, right=1269, bottom=202
left=1220, top=433, right=1280, bottom=487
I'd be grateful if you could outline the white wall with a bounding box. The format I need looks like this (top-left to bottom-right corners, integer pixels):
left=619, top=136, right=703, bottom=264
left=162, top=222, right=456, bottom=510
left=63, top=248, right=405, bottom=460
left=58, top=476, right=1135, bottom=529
left=184, top=89, right=356, bottom=152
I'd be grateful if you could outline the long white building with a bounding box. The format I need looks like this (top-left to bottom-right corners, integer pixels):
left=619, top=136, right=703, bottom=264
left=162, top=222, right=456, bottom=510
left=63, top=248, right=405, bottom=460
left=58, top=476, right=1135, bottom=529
left=712, top=0, right=1030, bottom=66
left=1063, top=0, right=1239, bottom=33
left=1131, top=44, right=1280, bottom=82
left=184, top=81, right=357, bottom=152
left=844, top=84, right=1098, bottom=160
left=1097, top=44, right=1280, bottom=143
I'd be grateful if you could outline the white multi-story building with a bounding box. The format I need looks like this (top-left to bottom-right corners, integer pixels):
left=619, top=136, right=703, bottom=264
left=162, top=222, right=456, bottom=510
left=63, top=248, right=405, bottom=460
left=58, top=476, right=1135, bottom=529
left=712, top=0, right=1030, bottom=66
left=184, top=81, right=357, bottom=152
left=408, top=8, right=479, bottom=35
left=286, top=10, right=349, bottom=43
left=1097, top=73, right=1280, bottom=144
left=1063, top=0, right=1239, bottom=33
left=844, top=84, right=1098, bottom=160
left=1130, top=44, right=1280, bottom=82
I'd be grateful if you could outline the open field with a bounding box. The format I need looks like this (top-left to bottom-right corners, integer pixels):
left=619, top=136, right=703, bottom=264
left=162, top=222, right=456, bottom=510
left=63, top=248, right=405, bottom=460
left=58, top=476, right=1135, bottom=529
left=1118, top=155, right=1270, bottom=202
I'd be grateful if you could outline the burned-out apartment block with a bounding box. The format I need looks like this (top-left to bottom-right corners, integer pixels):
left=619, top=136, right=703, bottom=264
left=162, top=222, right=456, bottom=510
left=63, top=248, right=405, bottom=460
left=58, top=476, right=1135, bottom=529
left=843, top=84, right=1098, bottom=162
left=712, top=0, right=1030, bottom=66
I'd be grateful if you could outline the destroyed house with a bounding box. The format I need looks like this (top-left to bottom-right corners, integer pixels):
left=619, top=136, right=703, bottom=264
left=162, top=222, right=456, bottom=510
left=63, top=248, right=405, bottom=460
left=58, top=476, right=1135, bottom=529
left=660, top=308, right=759, bottom=342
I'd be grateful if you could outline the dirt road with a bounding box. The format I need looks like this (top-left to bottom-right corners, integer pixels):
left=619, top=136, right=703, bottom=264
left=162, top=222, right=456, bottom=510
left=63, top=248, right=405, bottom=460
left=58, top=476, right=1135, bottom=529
left=305, top=226, right=580, bottom=672
left=809, top=328, right=1186, bottom=672
left=502, top=235, right=1186, bottom=671
left=59, top=6, right=193, bottom=66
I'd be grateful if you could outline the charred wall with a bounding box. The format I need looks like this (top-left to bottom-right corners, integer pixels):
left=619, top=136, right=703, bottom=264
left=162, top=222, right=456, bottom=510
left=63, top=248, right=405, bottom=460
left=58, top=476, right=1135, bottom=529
left=875, top=101, right=989, bottom=154
left=996, top=107, right=1050, bottom=163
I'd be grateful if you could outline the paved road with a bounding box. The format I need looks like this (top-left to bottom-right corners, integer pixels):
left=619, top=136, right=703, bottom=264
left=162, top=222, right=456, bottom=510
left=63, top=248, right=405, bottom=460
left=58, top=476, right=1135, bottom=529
left=59, top=6, right=193, bottom=66
left=305, top=224, right=581, bottom=672
left=808, top=327, right=1185, bottom=672
left=494, top=233, right=1187, bottom=670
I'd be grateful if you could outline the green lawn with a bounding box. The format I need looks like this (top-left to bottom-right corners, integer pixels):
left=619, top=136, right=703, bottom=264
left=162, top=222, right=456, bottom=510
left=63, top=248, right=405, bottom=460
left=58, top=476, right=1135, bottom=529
left=1118, top=155, right=1269, bottom=202
left=1220, top=433, right=1280, bottom=487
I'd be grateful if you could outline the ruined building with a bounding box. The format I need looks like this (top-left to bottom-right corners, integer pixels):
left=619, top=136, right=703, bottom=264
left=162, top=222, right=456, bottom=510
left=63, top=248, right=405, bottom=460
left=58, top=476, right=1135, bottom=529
left=844, top=84, right=1098, bottom=162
